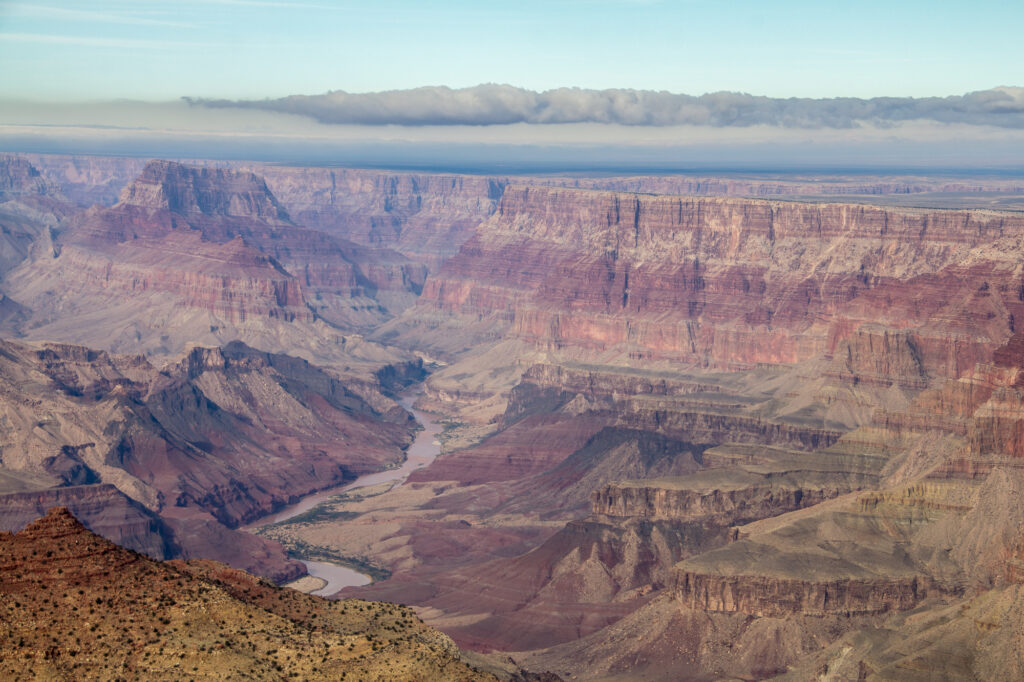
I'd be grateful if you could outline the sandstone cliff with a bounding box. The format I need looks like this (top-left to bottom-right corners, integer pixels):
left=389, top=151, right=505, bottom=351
left=3, top=160, right=428, bottom=365
left=403, top=188, right=1024, bottom=377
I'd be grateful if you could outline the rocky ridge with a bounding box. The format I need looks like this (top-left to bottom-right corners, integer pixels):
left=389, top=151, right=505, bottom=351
left=3, top=160, right=428, bottom=363
left=0, top=507, right=499, bottom=681
left=0, top=336, right=419, bottom=581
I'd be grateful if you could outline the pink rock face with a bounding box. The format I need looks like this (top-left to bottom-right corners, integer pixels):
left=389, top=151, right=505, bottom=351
left=0, top=155, right=54, bottom=198
left=0, top=337, right=416, bottom=581
left=45, top=160, right=427, bottom=330
left=118, top=160, right=292, bottom=221
left=412, top=187, right=1024, bottom=377
left=674, top=571, right=948, bottom=617
left=252, top=167, right=507, bottom=271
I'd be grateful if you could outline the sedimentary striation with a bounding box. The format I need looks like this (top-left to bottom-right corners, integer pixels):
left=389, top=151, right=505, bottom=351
left=3, top=160, right=428, bottom=364
left=0, top=336, right=418, bottom=581
left=7, top=154, right=1024, bottom=679
left=403, top=187, right=1024, bottom=374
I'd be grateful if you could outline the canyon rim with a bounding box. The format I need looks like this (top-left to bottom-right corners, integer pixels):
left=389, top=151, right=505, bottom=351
left=3, top=1, right=1024, bottom=679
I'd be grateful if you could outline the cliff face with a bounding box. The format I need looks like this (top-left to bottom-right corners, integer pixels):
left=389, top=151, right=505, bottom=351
left=674, top=571, right=945, bottom=617
left=591, top=481, right=839, bottom=526
left=16, top=154, right=148, bottom=206
left=78, top=160, right=426, bottom=315
left=0, top=483, right=174, bottom=559
left=0, top=337, right=416, bottom=580
left=253, top=166, right=507, bottom=271
left=4, top=161, right=428, bottom=362
left=406, top=187, right=1024, bottom=379
left=0, top=157, right=70, bottom=284
left=0, top=156, right=55, bottom=199
left=118, top=160, right=291, bottom=221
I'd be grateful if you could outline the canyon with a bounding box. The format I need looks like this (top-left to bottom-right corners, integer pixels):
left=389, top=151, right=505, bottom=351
left=2, top=152, right=1024, bottom=679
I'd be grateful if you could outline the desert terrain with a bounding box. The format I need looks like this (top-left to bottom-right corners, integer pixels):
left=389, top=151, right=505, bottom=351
left=3, top=152, right=1024, bottom=678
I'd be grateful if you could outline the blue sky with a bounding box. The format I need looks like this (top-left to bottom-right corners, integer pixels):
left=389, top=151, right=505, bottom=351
left=0, top=0, right=1021, bottom=101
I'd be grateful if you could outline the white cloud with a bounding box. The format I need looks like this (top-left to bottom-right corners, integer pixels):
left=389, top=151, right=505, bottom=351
left=187, top=84, right=1024, bottom=129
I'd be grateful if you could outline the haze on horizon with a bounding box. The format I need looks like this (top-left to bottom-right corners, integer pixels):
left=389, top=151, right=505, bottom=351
left=2, top=0, right=1023, bottom=171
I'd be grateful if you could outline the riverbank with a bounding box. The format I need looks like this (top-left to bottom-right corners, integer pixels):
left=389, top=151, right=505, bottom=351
left=248, top=385, right=445, bottom=596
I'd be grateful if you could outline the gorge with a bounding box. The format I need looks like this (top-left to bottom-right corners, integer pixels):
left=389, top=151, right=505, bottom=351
left=3, top=152, right=1024, bottom=679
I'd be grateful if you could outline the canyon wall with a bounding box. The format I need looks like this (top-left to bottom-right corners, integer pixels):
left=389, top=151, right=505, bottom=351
left=251, top=166, right=507, bottom=271
left=409, top=187, right=1024, bottom=377
left=2, top=160, right=432, bottom=363
left=0, top=337, right=417, bottom=580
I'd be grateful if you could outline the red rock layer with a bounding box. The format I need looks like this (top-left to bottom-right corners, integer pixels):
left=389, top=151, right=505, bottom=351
left=675, top=571, right=947, bottom=617
left=49, top=160, right=426, bottom=328
left=591, top=483, right=840, bottom=526
left=415, top=187, right=1024, bottom=377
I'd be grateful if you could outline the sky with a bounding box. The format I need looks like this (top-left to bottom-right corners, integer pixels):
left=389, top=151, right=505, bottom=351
left=1, top=0, right=1023, bottom=171
left=1, top=0, right=1022, bottom=100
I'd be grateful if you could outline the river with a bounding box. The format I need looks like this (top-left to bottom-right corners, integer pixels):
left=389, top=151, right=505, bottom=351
left=247, top=387, right=444, bottom=597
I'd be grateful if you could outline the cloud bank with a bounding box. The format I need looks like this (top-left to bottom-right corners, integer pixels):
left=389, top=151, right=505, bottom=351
left=186, top=84, right=1024, bottom=128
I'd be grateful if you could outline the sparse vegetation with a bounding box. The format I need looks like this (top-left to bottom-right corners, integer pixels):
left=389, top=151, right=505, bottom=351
left=0, top=508, right=491, bottom=681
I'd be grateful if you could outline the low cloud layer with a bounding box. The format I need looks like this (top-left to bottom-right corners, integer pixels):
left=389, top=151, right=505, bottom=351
left=186, top=84, right=1024, bottom=128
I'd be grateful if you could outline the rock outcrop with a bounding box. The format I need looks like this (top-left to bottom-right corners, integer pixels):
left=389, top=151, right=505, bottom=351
left=0, top=508, right=496, bottom=681
left=0, top=483, right=173, bottom=558
left=591, top=479, right=840, bottom=526
left=3, top=161, right=428, bottom=364
left=0, top=337, right=417, bottom=580
left=675, top=570, right=945, bottom=617
left=401, top=188, right=1024, bottom=378
left=0, top=155, right=55, bottom=199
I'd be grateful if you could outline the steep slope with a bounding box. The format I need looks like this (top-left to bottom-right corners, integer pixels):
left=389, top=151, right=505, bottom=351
left=0, top=337, right=418, bottom=581
left=3, top=160, right=427, bottom=362
left=0, top=156, right=72, bottom=291
left=0, top=507, right=496, bottom=681
left=252, top=166, right=507, bottom=271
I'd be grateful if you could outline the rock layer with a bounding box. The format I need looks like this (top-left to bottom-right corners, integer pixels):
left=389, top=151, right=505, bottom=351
left=403, top=187, right=1024, bottom=381
left=0, top=337, right=417, bottom=580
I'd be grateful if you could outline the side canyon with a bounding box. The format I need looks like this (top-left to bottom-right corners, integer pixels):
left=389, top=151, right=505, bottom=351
left=4, top=153, right=1024, bottom=679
